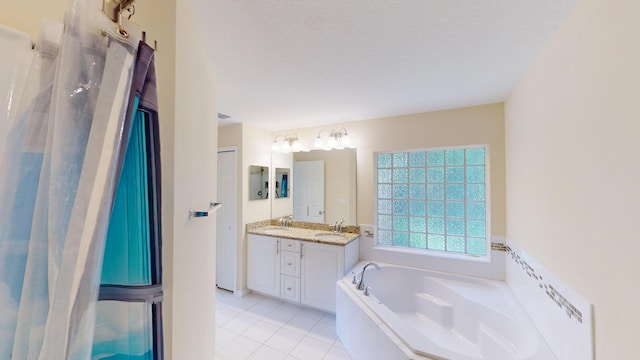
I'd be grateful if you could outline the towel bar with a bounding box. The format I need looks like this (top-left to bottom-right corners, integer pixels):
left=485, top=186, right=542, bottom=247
left=189, top=202, right=222, bottom=220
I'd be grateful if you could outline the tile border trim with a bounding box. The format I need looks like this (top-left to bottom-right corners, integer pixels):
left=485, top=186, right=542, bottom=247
left=506, top=245, right=583, bottom=324
left=490, top=242, right=507, bottom=252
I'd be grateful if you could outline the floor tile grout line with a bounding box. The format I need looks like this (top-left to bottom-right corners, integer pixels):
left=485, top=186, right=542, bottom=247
left=215, top=289, right=352, bottom=360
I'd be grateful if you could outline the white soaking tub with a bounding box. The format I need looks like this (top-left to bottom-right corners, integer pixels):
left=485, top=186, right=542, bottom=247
left=336, top=261, right=555, bottom=360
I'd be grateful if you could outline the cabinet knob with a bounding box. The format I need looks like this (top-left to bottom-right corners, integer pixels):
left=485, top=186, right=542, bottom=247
left=287, top=262, right=292, bottom=266
left=287, top=287, right=292, bottom=291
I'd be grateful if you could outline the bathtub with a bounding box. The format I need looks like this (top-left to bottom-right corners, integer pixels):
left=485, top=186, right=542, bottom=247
left=336, top=261, right=555, bottom=360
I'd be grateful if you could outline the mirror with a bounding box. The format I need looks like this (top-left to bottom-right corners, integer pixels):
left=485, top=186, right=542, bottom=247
left=249, top=165, right=269, bottom=200
left=274, top=168, right=290, bottom=198
left=291, top=148, right=357, bottom=225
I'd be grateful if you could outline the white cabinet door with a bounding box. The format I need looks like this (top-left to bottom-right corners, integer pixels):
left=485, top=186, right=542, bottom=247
left=247, top=234, right=280, bottom=297
left=301, top=242, right=344, bottom=313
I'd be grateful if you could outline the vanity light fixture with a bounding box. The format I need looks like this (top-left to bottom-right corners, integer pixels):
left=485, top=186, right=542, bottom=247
left=314, top=128, right=352, bottom=150
left=272, top=134, right=301, bottom=153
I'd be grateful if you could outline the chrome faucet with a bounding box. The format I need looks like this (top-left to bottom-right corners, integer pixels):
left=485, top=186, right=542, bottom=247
left=279, top=215, right=293, bottom=227
left=332, top=219, right=345, bottom=233
left=356, top=262, right=380, bottom=291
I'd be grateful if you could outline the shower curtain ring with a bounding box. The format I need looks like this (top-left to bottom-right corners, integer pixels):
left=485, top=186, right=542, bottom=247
left=117, top=3, right=130, bottom=38
left=126, top=4, right=136, bottom=20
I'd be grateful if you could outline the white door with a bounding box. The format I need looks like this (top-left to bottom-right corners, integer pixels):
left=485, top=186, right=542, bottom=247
left=293, top=160, right=325, bottom=222
left=216, top=149, right=237, bottom=291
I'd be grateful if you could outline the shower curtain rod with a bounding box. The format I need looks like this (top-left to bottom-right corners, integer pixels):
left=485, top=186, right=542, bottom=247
left=102, top=0, right=136, bottom=23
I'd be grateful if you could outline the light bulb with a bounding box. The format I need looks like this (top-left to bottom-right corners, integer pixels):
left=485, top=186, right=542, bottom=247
left=292, top=139, right=301, bottom=151
left=342, top=132, right=350, bottom=146
left=315, top=136, right=323, bottom=148
left=271, top=141, right=279, bottom=152
left=327, top=136, right=337, bottom=148
left=281, top=141, right=290, bottom=152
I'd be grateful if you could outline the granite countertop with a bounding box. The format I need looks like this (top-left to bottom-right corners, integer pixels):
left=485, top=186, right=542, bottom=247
left=247, top=225, right=360, bottom=246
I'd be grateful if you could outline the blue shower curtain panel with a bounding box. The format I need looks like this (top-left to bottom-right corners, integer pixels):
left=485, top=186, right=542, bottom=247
left=101, top=97, right=152, bottom=287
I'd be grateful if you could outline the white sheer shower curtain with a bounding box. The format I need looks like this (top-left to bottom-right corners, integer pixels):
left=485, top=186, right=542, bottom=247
left=0, top=0, right=140, bottom=358
left=0, top=24, right=32, bottom=163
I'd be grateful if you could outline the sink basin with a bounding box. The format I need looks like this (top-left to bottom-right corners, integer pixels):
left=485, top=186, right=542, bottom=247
left=314, top=232, right=346, bottom=241
left=260, top=226, right=289, bottom=234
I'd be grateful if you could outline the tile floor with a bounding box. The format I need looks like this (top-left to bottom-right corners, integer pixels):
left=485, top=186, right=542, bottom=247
left=216, top=289, right=353, bottom=360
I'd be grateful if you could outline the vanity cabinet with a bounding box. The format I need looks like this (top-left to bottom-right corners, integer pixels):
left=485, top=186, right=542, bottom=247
left=300, top=241, right=343, bottom=312
left=247, top=233, right=359, bottom=313
left=246, top=234, right=280, bottom=297
left=280, top=238, right=301, bottom=302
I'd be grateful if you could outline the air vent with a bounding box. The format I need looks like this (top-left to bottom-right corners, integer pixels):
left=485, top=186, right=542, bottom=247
left=217, top=113, right=231, bottom=120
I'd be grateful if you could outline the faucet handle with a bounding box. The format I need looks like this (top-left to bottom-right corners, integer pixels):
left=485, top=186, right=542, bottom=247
left=364, top=286, right=371, bottom=296
left=351, top=271, right=358, bottom=285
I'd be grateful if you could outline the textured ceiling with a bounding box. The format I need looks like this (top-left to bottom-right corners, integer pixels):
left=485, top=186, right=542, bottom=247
left=193, top=0, right=577, bottom=130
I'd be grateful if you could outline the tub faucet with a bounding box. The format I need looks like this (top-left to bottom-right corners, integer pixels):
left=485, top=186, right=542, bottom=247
left=357, top=262, right=380, bottom=291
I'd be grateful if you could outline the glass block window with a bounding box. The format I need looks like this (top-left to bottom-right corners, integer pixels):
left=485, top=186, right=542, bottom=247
left=376, top=146, right=489, bottom=256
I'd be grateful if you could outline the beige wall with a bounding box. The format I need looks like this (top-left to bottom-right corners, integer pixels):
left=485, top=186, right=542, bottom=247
left=1, top=2, right=66, bottom=35
left=242, top=123, right=272, bottom=224
left=285, top=103, right=506, bottom=236
left=505, top=0, right=640, bottom=358
left=218, top=124, right=242, bottom=149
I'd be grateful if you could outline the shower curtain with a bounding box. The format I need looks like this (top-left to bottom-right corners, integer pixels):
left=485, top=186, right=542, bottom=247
left=0, top=0, right=162, bottom=358
left=0, top=24, right=32, bottom=163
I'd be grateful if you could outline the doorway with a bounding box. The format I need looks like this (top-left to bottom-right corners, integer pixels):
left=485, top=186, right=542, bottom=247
left=216, top=148, right=237, bottom=291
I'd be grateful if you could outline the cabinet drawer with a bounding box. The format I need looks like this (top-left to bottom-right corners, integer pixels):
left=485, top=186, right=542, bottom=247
left=281, top=250, right=301, bottom=277
left=280, top=239, right=300, bottom=253
left=280, top=275, right=300, bottom=302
